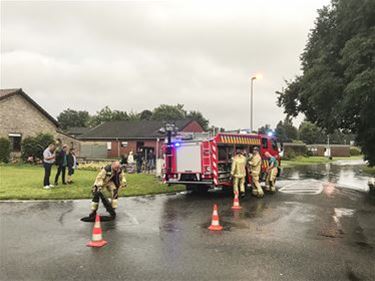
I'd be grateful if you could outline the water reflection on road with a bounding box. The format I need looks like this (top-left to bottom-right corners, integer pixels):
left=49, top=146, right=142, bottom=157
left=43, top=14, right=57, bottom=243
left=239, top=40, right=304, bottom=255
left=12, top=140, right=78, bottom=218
left=280, top=160, right=371, bottom=192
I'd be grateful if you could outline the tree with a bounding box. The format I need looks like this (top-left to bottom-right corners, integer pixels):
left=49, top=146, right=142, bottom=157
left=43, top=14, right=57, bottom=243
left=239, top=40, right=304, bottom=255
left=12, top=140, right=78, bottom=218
left=89, top=106, right=129, bottom=127
left=128, top=111, right=141, bottom=121
left=139, top=110, right=153, bottom=120
left=258, top=124, right=272, bottom=135
left=152, top=104, right=187, bottom=121
left=186, top=110, right=209, bottom=131
left=57, top=109, right=90, bottom=130
left=277, top=0, right=375, bottom=165
left=298, top=121, right=326, bottom=144
left=0, top=138, right=11, bottom=163
left=21, top=133, right=55, bottom=161
left=275, top=118, right=298, bottom=142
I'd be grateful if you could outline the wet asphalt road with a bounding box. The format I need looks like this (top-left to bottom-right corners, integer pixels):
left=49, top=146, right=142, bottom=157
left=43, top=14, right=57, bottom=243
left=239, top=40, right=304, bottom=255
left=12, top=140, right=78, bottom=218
left=1, top=162, right=375, bottom=281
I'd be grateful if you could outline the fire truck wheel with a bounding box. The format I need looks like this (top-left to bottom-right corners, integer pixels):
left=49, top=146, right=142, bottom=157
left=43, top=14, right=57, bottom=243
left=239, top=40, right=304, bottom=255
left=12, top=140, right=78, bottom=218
left=187, top=185, right=209, bottom=194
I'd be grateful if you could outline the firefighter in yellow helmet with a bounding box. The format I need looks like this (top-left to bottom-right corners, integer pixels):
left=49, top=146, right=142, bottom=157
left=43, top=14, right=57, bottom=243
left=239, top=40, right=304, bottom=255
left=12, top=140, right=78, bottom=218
left=81, top=161, right=127, bottom=222
left=248, top=146, right=264, bottom=198
left=264, top=151, right=278, bottom=193
left=231, top=148, right=247, bottom=198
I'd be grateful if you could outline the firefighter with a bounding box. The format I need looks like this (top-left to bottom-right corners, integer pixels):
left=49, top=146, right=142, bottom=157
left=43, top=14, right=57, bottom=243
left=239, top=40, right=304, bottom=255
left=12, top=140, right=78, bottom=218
left=231, top=148, right=247, bottom=198
left=264, top=151, right=278, bottom=192
left=248, top=147, right=264, bottom=198
left=81, top=161, right=127, bottom=222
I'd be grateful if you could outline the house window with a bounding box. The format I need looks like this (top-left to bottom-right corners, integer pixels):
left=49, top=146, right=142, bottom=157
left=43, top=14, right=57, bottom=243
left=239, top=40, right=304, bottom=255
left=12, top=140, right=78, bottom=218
left=121, top=141, right=128, bottom=148
left=107, top=142, right=112, bottom=150
left=9, top=133, right=22, bottom=152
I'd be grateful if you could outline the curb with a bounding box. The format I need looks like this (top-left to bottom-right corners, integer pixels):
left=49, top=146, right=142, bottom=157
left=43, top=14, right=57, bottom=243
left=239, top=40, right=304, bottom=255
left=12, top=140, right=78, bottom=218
left=0, top=191, right=184, bottom=203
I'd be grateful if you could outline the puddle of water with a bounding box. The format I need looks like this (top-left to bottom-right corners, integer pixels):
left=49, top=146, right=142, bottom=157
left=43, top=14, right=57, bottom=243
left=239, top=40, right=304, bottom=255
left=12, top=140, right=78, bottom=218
left=281, top=162, right=371, bottom=193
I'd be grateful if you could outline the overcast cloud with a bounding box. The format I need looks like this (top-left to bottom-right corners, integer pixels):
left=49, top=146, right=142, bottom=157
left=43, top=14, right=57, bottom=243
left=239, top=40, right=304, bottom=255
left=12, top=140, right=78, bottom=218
left=1, top=0, right=330, bottom=130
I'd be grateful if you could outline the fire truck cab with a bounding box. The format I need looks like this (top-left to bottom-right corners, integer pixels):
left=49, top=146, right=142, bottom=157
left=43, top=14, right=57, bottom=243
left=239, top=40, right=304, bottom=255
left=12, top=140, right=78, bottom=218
left=164, top=133, right=281, bottom=193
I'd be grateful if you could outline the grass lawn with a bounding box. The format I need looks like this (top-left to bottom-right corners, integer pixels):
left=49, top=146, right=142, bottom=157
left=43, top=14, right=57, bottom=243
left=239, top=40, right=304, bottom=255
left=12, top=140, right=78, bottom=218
left=0, top=165, right=185, bottom=200
left=363, top=166, right=375, bottom=175
left=282, top=155, right=364, bottom=168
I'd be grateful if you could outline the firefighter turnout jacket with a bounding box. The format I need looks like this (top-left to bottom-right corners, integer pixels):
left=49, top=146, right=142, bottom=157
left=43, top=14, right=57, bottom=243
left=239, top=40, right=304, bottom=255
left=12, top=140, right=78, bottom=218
left=248, top=153, right=262, bottom=175
left=94, top=165, right=127, bottom=189
left=231, top=154, right=247, bottom=178
left=91, top=165, right=127, bottom=211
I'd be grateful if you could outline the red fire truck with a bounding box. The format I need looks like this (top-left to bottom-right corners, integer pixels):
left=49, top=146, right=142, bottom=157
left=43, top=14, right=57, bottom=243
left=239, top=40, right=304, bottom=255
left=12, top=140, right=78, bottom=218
left=163, top=132, right=281, bottom=192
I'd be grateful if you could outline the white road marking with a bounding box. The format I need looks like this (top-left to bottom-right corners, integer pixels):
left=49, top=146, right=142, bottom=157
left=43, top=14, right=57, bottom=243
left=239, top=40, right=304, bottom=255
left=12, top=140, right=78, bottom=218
left=333, top=208, right=355, bottom=228
left=278, top=179, right=323, bottom=195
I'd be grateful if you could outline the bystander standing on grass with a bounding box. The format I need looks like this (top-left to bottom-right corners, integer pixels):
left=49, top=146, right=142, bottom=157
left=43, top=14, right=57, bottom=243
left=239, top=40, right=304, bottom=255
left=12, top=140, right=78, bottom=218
left=66, top=147, right=77, bottom=184
left=54, top=144, right=68, bottom=185
left=43, top=143, right=56, bottom=189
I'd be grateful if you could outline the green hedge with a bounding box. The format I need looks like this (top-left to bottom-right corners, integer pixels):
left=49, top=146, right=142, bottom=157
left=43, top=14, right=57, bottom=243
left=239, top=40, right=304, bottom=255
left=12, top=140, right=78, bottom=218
left=0, top=138, right=11, bottom=163
left=21, top=133, right=55, bottom=161
left=350, top=147, right=361, bottom=156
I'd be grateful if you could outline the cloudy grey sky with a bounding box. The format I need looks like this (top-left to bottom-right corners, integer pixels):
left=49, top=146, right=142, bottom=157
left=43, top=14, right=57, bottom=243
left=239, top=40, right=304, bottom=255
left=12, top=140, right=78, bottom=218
left=1, top=0, right=330, bottom=130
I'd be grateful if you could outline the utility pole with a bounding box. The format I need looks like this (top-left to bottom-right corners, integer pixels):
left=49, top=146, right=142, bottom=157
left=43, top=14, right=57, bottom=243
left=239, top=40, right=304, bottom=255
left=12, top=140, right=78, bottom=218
left=250, top=74, right=262, bottom=133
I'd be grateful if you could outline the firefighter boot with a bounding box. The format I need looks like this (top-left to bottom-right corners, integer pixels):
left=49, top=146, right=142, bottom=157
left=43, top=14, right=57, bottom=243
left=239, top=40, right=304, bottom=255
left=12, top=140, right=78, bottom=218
left=81, top=210, right=97, bottom=222
left=270, top=182, right=276, bottom=193
left=257, top=187, right=264, bottom=198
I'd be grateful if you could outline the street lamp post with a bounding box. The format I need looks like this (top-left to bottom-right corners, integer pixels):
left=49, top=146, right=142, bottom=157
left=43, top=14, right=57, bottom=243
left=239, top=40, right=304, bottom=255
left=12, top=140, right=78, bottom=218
left=250, top=76, right=256, bottom=133
left=250, top=74, right=262, bottom=133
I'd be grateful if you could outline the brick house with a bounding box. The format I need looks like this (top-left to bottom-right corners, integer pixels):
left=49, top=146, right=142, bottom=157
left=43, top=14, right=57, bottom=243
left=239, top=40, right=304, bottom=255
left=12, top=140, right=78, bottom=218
left=78, top=119, right=204, bottom=159
left=307, top=144, right=351, bottom=157
left=0, top=88, right=80, bottom=156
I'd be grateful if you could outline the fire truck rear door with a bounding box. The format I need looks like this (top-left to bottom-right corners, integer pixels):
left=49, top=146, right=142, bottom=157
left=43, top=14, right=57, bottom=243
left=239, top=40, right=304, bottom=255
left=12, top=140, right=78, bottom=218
left=176, top=142, right=201, bottom=173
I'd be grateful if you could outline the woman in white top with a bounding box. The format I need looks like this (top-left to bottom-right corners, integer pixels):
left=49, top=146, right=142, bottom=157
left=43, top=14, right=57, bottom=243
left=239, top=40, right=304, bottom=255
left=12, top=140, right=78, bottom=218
left=43, top=143, right=56, bottom=189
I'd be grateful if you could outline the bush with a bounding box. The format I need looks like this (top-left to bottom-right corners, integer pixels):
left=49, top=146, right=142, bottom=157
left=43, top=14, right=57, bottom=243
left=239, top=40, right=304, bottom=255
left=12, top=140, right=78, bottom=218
left=21, top=133, right=55, bottom=161
left=350, top=147, right=361, bottom=156
left=0, top=138, right=11, bottom=163
left=283, top=150, right=296, bottom=160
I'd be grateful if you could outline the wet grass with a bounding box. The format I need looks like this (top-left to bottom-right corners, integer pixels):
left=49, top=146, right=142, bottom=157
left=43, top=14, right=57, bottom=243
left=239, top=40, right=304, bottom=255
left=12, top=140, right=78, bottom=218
left=282, top=155, right=363, bottom=168
left=0, top=165, right=185, bottom=200
left=362, top=166, right=375, bottom=175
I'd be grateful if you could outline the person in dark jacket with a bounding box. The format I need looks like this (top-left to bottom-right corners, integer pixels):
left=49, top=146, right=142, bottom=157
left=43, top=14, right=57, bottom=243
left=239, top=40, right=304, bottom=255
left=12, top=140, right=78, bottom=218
left=147, top=150, right=156, bottom=173
left=54, top=144, right=68, bottom=185
left=136, top=149, right=144, bottom=173
left=67, top=147, right=77, bottom=184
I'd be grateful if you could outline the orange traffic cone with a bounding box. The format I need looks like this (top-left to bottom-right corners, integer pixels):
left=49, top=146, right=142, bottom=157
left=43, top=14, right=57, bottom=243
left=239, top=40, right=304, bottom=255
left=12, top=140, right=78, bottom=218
left=231, top=192, right=242, bottom=210
left=208, top=204, right=223, bottom=231
left=87, top=214, right=108, bottom=248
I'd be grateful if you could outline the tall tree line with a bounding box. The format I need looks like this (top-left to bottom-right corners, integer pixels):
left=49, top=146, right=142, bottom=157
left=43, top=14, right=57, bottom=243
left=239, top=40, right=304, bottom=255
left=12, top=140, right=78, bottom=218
left=259, top=119, right=354, bottom=145
left=57, top=104, right=209, bottom=131
left=276, top=0, right=375, bottom=164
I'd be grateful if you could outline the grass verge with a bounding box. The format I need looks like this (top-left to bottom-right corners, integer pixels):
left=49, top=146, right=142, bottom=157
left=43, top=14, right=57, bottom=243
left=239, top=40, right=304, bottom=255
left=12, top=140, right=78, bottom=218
left=281, top=155, right=363, bottom=168
left=0, top=165, right=185, bottom=200
left=363, top=166, right=375, bottom=175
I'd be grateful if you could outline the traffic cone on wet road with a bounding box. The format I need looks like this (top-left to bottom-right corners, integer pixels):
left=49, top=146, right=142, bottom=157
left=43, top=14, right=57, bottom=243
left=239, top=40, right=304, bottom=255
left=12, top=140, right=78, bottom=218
left=208, top=204, right=223, bottom=231
left=231, top=192, right=242, bottom=210
left=87, top=214, right=107, bottom=248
